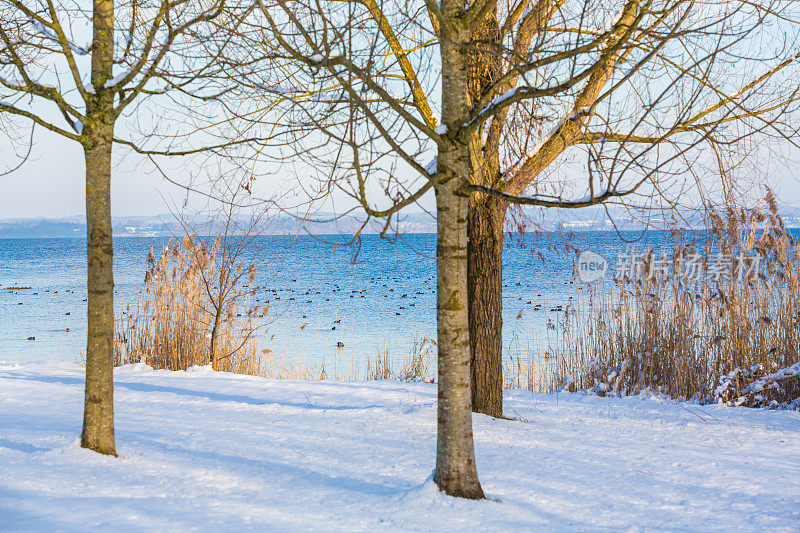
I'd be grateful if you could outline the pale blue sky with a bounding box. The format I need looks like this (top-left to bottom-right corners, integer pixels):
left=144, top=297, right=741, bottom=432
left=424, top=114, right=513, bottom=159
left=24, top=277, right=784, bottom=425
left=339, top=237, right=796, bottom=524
left=3, top=126, right=800, bottom=220
left=3, top=1, right=800, bottom=220
left=0, top=129, right=176, bottom=219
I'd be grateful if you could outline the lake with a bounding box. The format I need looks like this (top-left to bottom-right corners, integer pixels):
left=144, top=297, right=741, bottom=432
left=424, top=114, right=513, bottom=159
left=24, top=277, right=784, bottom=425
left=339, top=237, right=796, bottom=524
left=0, top=231, right=679, bottom=368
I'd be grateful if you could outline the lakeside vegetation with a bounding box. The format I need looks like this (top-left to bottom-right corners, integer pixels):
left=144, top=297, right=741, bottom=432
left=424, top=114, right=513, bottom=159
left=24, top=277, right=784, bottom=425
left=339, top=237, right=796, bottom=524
left=537, top=197, right=800, bottom=408
left=112, top=196, right=800, bottom=411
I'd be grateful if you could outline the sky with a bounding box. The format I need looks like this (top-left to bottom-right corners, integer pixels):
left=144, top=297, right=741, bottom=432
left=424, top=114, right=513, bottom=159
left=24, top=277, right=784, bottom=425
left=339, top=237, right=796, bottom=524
left=3, top=124, right=800, bottom=221
left=3, top=2, right=800, bottom=221
left=0, top=125, right=409, bottom=220
left=0, top=128, right=173, bottom=219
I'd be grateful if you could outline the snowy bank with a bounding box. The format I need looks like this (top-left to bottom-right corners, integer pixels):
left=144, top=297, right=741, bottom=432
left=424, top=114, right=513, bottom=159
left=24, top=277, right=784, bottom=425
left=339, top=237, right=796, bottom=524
left=1, top=362, right=799, bottom=531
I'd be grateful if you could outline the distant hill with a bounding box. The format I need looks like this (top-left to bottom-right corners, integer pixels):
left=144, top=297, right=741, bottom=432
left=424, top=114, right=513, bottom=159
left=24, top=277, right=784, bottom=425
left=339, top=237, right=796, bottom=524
left=0, top=213, right=438, bottom=238
left=2, top=206, right=799, bottom=238
left=0, top=219, right=85, bottom=238
left=0, top=216, right=182, bottom=239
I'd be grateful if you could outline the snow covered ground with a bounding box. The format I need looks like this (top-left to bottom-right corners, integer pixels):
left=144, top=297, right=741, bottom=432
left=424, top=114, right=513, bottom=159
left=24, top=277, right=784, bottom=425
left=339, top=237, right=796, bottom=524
left=1, top=362, right=799, bottom=532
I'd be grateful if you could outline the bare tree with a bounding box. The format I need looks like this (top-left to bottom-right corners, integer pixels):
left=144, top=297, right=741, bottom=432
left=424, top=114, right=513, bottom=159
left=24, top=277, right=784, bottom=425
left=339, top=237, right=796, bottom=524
left=463, top=0, right=800, bottom=418
left=176, top=182, right=270, bottom=368
left=115, top=184, right=271, bottom=372
left=207, top=0, right=800, bottom=497
left=234, top=0, right=486, bottom=497
left=0, top=0, right=231, bottom=454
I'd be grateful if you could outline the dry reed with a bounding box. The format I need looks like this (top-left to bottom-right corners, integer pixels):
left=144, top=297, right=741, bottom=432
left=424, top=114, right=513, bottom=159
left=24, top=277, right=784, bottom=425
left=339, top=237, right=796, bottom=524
left=543, top=193, right=800, bottom=407
left=114, top=236, right=438, bottom=383
left=114, top=236, right=270, bottom=375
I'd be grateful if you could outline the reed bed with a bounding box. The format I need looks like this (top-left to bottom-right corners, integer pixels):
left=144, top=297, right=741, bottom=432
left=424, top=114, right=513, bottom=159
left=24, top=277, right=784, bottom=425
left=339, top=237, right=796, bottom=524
left=543, top=195, right=800, bottom=408
left=114, top=236, right=439, bottom=382
left=312, top=335, right=437, bottom=382
left=114, top=236, right=269, bottom=375
left=117, top=209, right=800, bottom=409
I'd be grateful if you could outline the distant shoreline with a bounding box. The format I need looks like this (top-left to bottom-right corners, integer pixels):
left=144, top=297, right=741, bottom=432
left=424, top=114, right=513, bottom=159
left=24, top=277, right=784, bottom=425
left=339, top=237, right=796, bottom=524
left=0, top=228, right=747, bottom=240
left=3, top=211, right=800, bottom=239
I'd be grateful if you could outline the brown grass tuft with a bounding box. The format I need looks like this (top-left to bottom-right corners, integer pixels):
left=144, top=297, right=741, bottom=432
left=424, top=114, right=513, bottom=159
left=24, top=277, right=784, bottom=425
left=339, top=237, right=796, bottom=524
left=541, top=196, right=800, bottom=407
left=114, top=236, right=269, bottom=375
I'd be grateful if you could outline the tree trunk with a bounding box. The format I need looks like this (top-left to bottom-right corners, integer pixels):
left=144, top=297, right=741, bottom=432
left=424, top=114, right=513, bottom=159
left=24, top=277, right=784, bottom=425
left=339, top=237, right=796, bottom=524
left=464, top=6, right=506, bottom=418
left=468, top=194, right=507, bottom=418
left=210, top=311, right=222, bottom=369
left=81, top=122, right=116, bottom=456
left=433, top=19, right=484, bottom=499
left=433, top=181, right=484, bottom=500
left=81, top=0, right=116, bottom=456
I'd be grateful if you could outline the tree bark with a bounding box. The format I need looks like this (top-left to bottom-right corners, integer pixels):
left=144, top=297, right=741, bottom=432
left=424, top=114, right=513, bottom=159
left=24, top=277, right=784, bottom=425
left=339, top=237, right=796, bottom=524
left=210, top=311, right=222, bottom=369
left=81, top=121, right=116, bottom=456
left=433, top=18, right=484, bottom=499
left=468, top=194, right=507, bottom=418
left=81, top=0, right=116, bottom=456
left=433, top=181, right=484, bottom=500
left=465, top=7, right=507, bottom=418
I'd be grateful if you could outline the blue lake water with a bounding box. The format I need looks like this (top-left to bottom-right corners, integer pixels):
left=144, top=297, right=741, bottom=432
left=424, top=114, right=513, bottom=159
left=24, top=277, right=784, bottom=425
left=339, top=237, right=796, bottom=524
left=0, top=232, right=678, bottom=367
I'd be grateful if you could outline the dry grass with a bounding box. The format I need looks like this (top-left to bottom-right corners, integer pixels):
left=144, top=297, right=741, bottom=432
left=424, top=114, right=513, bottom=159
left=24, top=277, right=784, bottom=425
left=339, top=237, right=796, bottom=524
left=114, top=236, right=269, bottom=375
left=502, top=330, right=554, bottom=393
left=114, top=236, right=438, bottom=383
left=312, top=335, right=437, bottom=382
left=542, top=193, right=800, bottom=407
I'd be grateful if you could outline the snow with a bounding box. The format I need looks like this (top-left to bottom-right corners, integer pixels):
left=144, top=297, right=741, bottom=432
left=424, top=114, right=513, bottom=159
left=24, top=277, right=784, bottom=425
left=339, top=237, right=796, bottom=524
left=548, top=192, right=604, bottom=205
left=1, top=361, right=799, bottom=531
left=424, top=155, right=437, bottom=175
left=567, top=106, right=591, bottom=121
left=481, top=117, right=492, bottom=147
left=611, top=5, right=625, bottom=25
left=716, top=362, right=800, bottom=408
left=769, top=361, right=800, bottom=380
left=104, top=68, right=132, bottom=89
left=258, top=84, right=297, bottom=95
left=434, top=124, right=447, bottom=135
left=557, top=373, right=575, bottom=392
left=495, top=87, right=517, bottom=104
left=27, top=16, right=89, bottom=56
left=28, top=17, right=59, bottom=43
left=483, top=88, right=517, bottom=115
left=69, top=42, right=90, bottom=56
left=0, top=76, right=23, bottom=90
left=466, top=88, right=521, bottom=129
left=309, top=54, right=324, bottom=63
